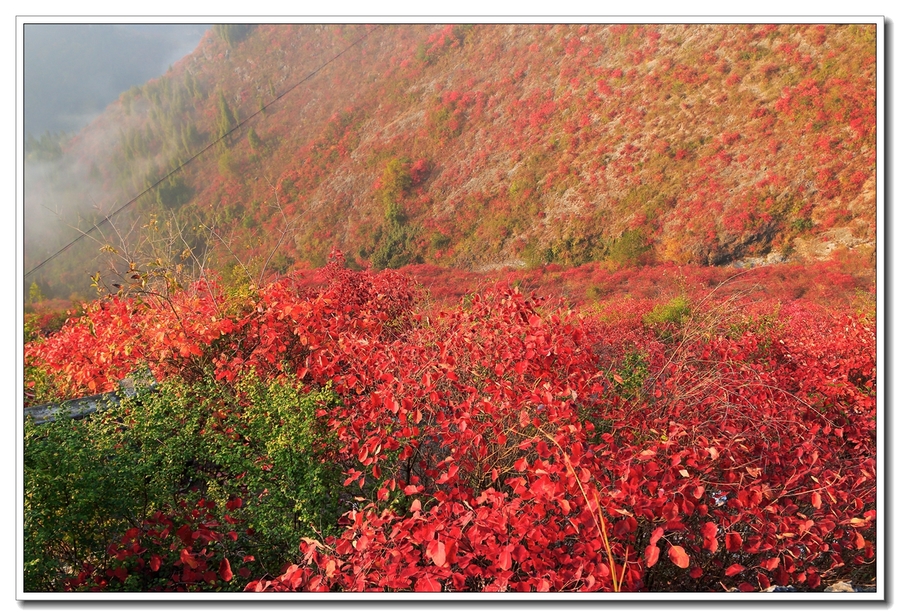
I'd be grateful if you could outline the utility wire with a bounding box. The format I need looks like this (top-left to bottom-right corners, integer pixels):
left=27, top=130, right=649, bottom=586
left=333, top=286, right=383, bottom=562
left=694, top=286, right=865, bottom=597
left=25, top=23, right=381, bottom=279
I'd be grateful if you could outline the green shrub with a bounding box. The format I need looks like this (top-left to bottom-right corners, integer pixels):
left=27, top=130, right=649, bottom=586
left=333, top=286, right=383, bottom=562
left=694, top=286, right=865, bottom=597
left=23, top=372, right=343, bottom=591
left=644, top=295, right=691, bottom=328
left=28, top=281, right=45, bottom=305
left=378, top=158, right=413, bottom=208
left=371, top=222, right=420, bottom=269
left=24, top=402, right=147, bottom=591
left=608, top=229, right=651, bottom=267
left=217, top=150, right=239, bottom=180
left=612, top=350, right=649, bottom=400
left=643, top=296, right=691, bottom=342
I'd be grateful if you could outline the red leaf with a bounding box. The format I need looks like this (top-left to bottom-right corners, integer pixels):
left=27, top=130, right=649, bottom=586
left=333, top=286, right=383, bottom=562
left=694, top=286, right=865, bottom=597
left=219, top=558, right=233, bottom=582
left=149, top=554, right=161, bottom=572
left=414, top=575, right=442, bottom=592
left=497, top=547, right=513, bottom=571
left=725, top=532, right=743, bottom=552
left=725, top=563, right=745, bottom=576
left=427, top=540, right=447, bottom=567
left=762, top=557, right=780, bottom=571
left=355, top=534, right=370, bottom=552
left=701, top=521, right=719, bottom=552
left=644, top=544, right=660, bottom=568
left=176, top=524, right=193, bottom=547
left=649, top=526, right=664, bottom=546
left=667, top=545, right=690, bottom=568
left=335, top=539, right=352, bottom=555
left=180, top=548, right=199, bottom=569
left=811, top=491, right=822, bottom=509
left=512, top=543, right=528, bottom=563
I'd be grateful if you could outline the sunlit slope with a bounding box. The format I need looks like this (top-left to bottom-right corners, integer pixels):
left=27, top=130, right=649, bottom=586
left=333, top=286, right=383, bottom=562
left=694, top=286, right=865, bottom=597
left=25, top=23, right=876, bottom=297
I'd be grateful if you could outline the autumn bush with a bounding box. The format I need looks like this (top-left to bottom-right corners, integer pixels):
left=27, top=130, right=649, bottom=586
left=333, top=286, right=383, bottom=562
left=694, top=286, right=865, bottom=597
left=24, top=257, right=875, bottom=592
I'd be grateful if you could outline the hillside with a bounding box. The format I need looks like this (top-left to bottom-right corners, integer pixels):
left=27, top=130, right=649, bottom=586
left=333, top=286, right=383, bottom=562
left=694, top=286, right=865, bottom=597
left=24, top=23, right=876, bottom=298
left=22, top=22, right=879, bottom=595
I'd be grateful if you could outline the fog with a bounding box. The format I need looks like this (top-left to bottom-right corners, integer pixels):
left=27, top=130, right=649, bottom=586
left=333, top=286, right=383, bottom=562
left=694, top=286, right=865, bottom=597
left=24, top=24, right=209, bottom=298
left=24, top=24, right=209, bottom=136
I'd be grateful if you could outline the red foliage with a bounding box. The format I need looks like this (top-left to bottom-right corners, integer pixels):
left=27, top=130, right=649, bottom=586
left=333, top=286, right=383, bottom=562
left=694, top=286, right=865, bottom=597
left=65, top=496, right=252, bottom=592
left=29, top=256, right=875, bottom=593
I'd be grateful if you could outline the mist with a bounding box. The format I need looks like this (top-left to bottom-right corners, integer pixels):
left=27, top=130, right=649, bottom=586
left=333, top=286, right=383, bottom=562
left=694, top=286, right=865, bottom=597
left=24, top=24, right=209, bottom=136
left=24, top=24, right=210, bottom=298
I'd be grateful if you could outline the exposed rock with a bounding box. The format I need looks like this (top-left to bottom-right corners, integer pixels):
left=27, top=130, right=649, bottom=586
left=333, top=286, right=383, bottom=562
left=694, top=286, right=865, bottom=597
left=474, top=259, right=526, bottom=272
left=792, top=227, right=874, bottom=261
left=729, top=251, right=787, bottom=269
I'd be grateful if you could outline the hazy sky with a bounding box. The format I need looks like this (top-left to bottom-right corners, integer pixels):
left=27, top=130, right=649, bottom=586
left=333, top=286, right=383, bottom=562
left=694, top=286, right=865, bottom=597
left=24, top=23, right=210, bottom=137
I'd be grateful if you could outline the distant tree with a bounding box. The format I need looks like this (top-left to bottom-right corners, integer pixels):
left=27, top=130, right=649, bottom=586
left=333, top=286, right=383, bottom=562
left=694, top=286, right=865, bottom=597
left=377, top=158, right=413, bottom=208
left=247, top=127, right=263, bottom=153
left=28, top=281, right=45, bottom=305
left=156, top=175, right=193, bottom=211
left=24, top=131, right=66, bottom=162
left=608, top=229, right=652, bottom=267
left=213, top=24, right=254, bottom=48
left=216, top=91, right=238, bottom=145
left=218, top=150, right=239, bottom=180
left=370, top=223, right=418, bottom=270
left=180, top=122, right=202, bottom=154
left=370, top=158, right=421, bottom=269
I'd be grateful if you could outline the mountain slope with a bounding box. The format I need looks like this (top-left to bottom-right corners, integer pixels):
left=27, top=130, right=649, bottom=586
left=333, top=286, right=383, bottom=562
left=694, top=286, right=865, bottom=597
left=24, top=23, right=877, bottom=298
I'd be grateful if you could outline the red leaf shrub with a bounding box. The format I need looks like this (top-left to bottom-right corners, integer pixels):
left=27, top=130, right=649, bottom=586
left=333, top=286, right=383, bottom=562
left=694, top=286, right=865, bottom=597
left=30, top=257, right=875, bottom=592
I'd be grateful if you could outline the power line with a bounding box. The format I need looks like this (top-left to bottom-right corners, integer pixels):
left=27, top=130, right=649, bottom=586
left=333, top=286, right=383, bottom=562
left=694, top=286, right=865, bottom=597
left=25, top=23, right=381, bottom=280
